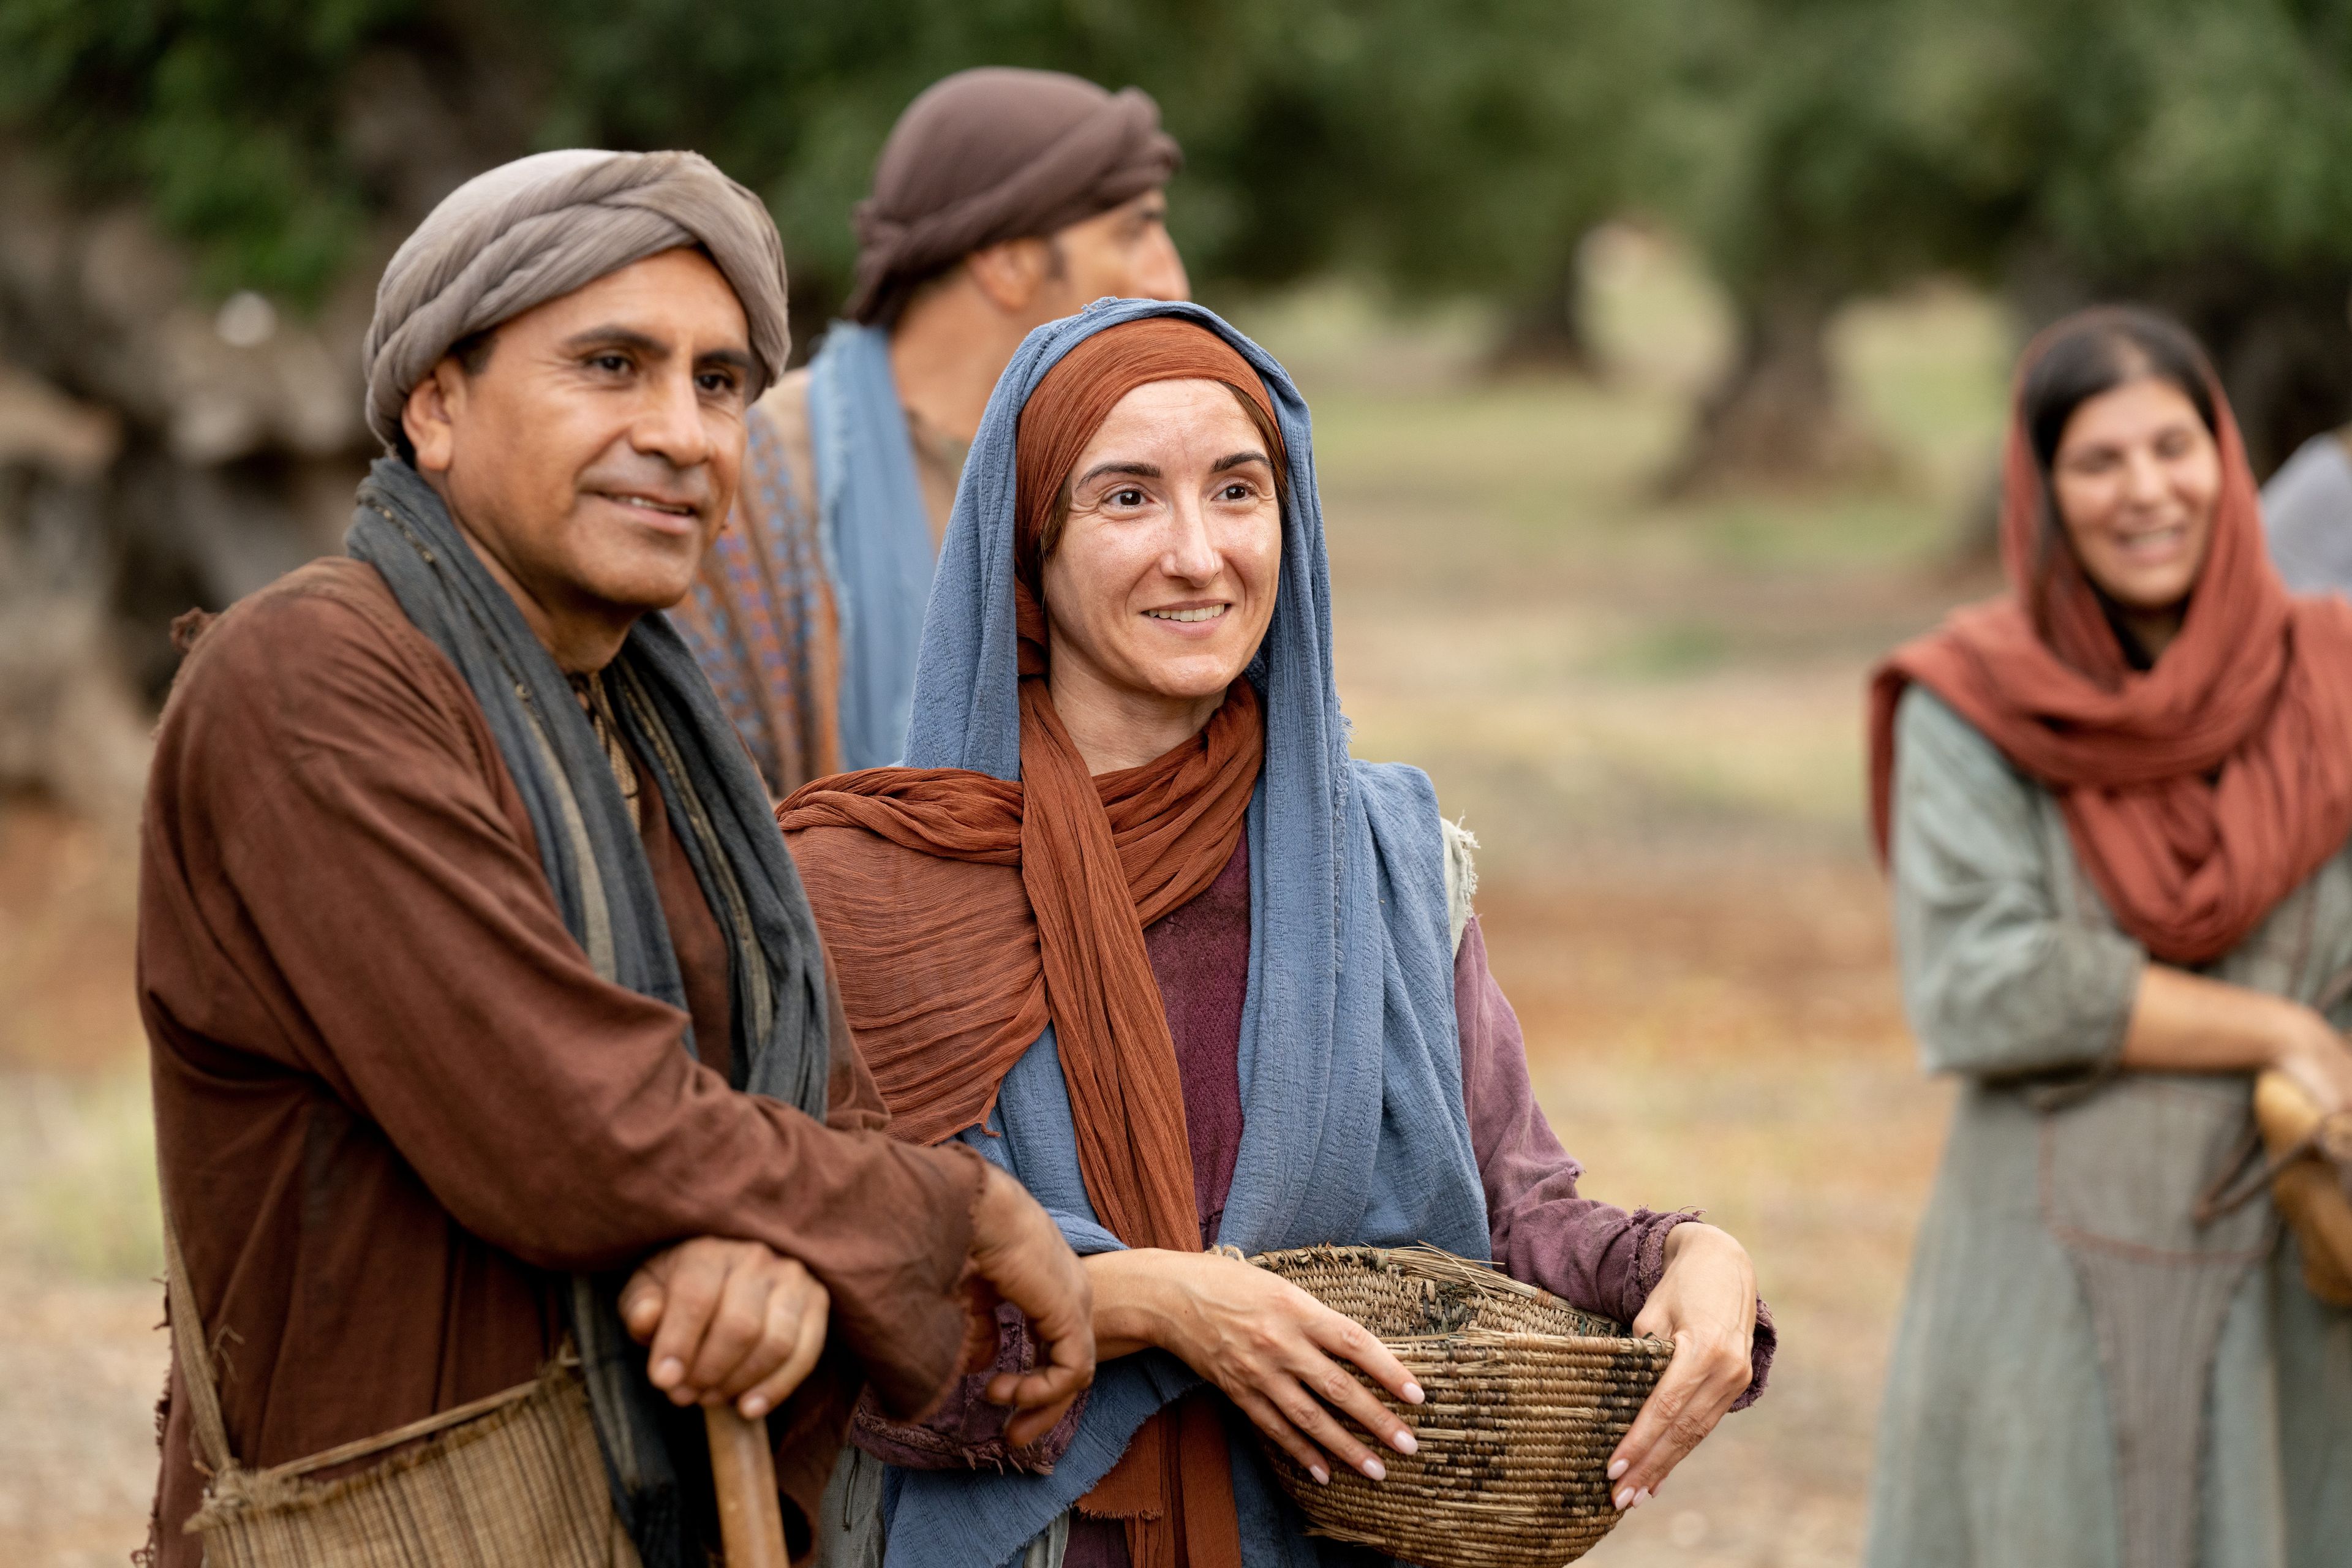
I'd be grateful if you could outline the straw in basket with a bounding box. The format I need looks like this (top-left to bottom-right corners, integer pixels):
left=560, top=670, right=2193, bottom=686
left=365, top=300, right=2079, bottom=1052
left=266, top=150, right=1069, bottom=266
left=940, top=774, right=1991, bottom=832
left=1245, top=1244, right=1673, bottom=1568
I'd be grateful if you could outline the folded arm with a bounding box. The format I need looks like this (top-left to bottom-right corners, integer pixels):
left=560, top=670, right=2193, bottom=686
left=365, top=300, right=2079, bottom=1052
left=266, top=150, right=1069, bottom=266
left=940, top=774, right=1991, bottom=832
left=189, top=593, right=987, bottom=1417
left=1453, top=914, right=1768, bottom=1509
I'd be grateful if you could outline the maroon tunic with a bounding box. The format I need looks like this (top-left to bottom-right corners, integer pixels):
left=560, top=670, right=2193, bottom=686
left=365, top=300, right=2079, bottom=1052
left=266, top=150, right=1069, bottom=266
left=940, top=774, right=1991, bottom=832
left=862, top=831, right=1774, bottom=1505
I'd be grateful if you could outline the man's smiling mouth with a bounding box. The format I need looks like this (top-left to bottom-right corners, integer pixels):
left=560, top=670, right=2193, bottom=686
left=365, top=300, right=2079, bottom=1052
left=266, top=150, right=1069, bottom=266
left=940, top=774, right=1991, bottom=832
left=603, top=492, right=698, bottom=518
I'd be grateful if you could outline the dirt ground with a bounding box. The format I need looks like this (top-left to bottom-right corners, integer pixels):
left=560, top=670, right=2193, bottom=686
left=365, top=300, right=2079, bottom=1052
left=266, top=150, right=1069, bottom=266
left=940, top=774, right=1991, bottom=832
left=0, top=252, right=2011, bottom=1566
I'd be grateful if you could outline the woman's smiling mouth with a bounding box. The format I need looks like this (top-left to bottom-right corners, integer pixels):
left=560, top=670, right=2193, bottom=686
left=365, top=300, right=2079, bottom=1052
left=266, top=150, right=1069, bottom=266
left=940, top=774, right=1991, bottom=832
left=1143, top=603, right=1229, bottom=624
left=2111, top=521, right=2188, bottom=563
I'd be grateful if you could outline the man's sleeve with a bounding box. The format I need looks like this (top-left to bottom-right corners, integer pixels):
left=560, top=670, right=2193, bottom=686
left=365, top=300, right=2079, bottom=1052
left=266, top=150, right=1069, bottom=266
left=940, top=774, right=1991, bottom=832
left=187, top=584, right=982, bottom=1413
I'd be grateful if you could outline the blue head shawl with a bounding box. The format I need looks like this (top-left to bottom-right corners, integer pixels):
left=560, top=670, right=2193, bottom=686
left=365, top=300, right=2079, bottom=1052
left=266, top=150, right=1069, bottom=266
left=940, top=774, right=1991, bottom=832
left=808, top=320, right=940, bottom=769
left=881, top=299, right=1490, bottom=1568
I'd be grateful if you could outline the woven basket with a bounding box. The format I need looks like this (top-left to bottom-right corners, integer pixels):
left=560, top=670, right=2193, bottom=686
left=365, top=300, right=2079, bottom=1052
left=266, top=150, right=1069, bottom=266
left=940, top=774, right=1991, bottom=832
left=1247, top=1245, right=1673, bottom=1568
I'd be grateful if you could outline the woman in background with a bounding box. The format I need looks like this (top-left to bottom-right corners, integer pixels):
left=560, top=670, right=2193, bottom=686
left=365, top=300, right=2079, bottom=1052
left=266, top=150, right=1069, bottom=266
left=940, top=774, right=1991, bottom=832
left=1866, top=307, right=2352, bottom=1568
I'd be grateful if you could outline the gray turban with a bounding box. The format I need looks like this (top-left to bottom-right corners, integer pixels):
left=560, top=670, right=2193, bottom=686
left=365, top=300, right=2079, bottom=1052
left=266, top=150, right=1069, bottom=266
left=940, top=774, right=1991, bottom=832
left=363, top=149, right=790, bottom=451
left=845, top=69, right=1181, bottom=324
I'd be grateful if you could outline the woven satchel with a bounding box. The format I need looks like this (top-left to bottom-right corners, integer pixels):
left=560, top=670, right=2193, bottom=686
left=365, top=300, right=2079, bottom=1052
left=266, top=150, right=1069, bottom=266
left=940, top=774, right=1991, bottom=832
left=164, top=1213, right=638, bottom=1567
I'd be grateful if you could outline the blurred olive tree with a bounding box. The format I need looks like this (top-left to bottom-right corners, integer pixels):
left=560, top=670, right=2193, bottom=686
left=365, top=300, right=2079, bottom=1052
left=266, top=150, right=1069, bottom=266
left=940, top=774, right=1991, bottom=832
left=6, top=0, right=2352, bottom=480
left=0, top=0, right=1669, bottom=345
left=1651, top=0, right=2352, bottom=486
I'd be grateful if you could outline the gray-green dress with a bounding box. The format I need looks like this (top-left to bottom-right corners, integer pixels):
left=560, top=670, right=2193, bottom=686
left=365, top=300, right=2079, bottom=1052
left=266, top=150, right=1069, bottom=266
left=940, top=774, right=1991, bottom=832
left=1866, top=688, right=2352, bottom=1568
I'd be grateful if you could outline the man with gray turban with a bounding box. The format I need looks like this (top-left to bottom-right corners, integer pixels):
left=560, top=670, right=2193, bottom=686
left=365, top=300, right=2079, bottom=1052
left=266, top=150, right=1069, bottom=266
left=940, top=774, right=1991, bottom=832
left=673, top=68, right=1187, bottom=793
left=140, top=148, right=1093, bottom=1568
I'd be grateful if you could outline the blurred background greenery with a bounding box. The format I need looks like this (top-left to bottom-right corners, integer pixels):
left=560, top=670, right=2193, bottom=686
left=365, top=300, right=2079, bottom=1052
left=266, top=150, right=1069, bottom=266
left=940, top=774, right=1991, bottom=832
left=0, top=4, right=2342, bottom=1564
left=10, top=0, right=2352, bottom=774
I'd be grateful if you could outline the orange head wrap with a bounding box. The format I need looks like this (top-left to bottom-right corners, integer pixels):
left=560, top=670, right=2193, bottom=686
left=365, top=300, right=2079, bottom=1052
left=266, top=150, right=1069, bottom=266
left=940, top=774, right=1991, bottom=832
left=1011, top=317, right=1287, bottom=613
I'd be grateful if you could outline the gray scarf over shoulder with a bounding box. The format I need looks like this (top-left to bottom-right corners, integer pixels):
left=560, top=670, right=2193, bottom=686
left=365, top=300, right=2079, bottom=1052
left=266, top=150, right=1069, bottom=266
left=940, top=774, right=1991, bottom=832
left=349, top=459, right=832, bottom=1566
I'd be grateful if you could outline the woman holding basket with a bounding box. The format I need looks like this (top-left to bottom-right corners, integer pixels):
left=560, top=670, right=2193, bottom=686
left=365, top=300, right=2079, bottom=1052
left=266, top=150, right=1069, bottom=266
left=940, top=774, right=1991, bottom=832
left=780, top=300, right=1770, bottom=1568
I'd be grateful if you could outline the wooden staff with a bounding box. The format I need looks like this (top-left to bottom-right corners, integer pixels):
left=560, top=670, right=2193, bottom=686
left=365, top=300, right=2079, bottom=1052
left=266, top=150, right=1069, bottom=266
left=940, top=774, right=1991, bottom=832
left=706, top=1405, right=790, bottom=1567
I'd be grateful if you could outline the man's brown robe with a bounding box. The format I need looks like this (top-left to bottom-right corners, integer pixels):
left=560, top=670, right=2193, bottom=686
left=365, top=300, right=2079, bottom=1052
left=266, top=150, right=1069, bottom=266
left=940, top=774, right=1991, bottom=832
left=139, top=556, right=987, bottom=1566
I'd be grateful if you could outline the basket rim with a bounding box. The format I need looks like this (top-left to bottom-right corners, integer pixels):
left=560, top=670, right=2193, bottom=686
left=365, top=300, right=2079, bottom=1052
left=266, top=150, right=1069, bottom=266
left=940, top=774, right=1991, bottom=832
left=1377, top=1329, right=1676, bottom=1352
left=1241, top=1242, right=1671, bottom=1351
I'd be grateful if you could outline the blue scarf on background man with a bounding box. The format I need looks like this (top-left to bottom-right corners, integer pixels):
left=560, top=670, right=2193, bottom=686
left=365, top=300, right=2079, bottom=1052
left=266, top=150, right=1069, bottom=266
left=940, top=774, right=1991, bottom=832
left=809, top=321, right=940, bottom=769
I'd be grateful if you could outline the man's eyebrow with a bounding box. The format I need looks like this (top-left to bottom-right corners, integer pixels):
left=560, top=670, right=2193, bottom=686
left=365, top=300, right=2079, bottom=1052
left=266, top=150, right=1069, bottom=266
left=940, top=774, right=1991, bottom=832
left=1212, top=451, right=1270, bottom=472
left=559, top=326, right=754, bottom=378
left=559, top=325, right=667, bottom=358
left=1076, top=461, right=1161, bottom=486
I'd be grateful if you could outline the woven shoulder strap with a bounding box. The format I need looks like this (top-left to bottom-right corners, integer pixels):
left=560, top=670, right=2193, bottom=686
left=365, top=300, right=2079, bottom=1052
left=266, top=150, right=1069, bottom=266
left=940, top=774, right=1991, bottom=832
left=160, top=1201, right=239, bottom=1477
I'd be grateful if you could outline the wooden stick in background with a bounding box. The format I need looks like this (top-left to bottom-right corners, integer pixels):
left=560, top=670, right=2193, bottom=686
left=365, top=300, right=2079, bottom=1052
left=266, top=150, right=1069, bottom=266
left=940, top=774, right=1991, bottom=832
left=706, top=1404, right=790, bottom=1567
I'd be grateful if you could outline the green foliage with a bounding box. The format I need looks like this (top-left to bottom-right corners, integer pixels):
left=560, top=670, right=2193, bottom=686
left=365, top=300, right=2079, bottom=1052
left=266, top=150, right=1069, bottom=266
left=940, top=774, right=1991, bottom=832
left=0, top=0, right=426, bottom=300
left=1657, top=0, right=2352, bottom=298
left=0, top=0, right=1667, bottom=317
left=1641, top=0, right=2352, bottom=465
left=10, top=0, right=2352, bottom=374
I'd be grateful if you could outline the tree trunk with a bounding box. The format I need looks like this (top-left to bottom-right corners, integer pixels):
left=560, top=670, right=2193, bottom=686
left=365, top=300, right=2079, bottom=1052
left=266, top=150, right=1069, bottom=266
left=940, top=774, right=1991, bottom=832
left=1657, top=281, right=1893, bottom=497
left=1485, top=254, right=1600, bottom=377
left=0, top=52, right=530, bottom=820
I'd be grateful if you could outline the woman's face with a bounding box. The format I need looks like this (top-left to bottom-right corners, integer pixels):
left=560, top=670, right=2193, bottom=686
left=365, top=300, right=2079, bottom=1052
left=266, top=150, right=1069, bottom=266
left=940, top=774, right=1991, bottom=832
left=2049, top=375, right=2222, bottom=614
left=1039, top=378, right=1282, bottom=709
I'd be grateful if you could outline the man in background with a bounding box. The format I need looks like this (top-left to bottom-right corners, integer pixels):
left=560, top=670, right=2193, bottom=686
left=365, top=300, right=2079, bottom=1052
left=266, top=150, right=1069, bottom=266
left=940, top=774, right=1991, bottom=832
left=674, top=67, right=1188, bottom=791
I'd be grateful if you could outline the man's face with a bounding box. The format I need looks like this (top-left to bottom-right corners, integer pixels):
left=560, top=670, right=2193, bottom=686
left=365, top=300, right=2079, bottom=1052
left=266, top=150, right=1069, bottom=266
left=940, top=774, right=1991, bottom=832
left=1037, top=190, right=1189, bottom=315
left=402, top=247, right=754, bottom=657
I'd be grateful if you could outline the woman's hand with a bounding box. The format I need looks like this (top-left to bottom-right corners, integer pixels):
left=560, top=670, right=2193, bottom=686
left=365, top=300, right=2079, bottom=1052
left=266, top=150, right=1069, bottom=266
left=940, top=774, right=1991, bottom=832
left=1087, top=1250, right=1425, bottom=1485
left=2267, top=1003, right=2352, bottom=1118
left=2125, top=969, right=2352, bottom=1115
left=1608, top=1223, right=1757, bottom=1512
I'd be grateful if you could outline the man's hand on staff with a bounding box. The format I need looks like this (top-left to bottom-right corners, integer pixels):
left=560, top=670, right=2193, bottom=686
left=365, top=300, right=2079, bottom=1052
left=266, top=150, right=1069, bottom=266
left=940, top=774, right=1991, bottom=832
left=620, top=1238, right=830, bottom=1421
left=1608, top=1223, right=1758, bottom=1512
left=965, top=1163, right=1098, bottom=1446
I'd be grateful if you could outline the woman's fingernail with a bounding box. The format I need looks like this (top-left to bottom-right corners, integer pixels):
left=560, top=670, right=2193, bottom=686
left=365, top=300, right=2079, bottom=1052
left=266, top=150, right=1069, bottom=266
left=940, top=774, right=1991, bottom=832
left=1362, top=1458, right=1387, bottom=1482
left=1310, top=1464, right=1330, bottom=1485
left=741, top=1396, right=768, bottom=1419
left=1392, top=1430, right=1418, bottom=1455
left=1615, top=1487, right=1634, bottom=1510
left=1401, top=1382, right=1425, bottom=1405
left=654, top=1358, right=682, bottom=1387
left=1632, top=1488, right=1652, bottom=1509
left=1607, top=1458, right=1628, bottom=1481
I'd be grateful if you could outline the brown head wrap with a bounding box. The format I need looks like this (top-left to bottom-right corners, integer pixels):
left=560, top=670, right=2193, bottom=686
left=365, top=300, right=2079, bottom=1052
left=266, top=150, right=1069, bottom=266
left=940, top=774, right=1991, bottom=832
left=1011, top=317, right=1286, bottom=605
left=780, top=318, right=1284, bottom=1568
left=845, top=68, right=1182, bottom=324
left=1869, top=311, right=2352, bottom=963
left=363, top=149, right=790, bottom=451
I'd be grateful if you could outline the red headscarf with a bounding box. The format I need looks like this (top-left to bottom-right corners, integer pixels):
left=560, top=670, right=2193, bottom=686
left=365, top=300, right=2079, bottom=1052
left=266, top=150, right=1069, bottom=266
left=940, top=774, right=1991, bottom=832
left=785, top=319, right=1283, bottom=1568
left=1868, top=320, right=2352, bottom=965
